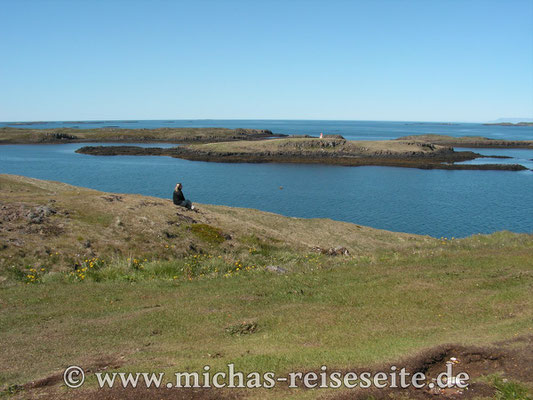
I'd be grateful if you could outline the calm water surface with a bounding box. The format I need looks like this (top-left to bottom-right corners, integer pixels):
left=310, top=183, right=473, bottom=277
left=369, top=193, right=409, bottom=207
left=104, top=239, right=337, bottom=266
left=1, top=120, right=532, bottom=238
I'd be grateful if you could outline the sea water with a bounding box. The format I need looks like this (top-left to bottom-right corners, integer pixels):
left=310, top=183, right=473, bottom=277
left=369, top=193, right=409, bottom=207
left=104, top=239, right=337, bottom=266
left=0, top=120, right=532, bottom=238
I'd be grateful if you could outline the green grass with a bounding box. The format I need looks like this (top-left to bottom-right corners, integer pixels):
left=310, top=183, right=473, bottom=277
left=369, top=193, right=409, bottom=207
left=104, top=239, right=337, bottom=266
left=1, top=238, right=532, bottom=398
left=75, top=210, right=114, bottom=227
left=190, top=224, right=226, bottom=244
left=492, top=376, right=532, bottom=400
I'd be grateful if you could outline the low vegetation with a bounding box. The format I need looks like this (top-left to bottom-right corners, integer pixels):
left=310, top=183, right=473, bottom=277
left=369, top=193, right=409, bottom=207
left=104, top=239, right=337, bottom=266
left=0, top=175, right=532, bottom=399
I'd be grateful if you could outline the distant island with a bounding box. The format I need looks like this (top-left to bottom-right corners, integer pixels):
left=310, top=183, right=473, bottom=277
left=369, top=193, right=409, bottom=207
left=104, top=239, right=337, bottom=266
left=487, top=117, right=533, bottom=124
left=77, top=135, right=529, bottom=171
left=0, top=126, right=286, bottom=144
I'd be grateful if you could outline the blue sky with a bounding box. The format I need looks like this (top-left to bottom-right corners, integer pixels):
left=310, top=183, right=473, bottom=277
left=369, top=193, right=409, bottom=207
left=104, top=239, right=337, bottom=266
left=1, top=0, right=532, bottom=122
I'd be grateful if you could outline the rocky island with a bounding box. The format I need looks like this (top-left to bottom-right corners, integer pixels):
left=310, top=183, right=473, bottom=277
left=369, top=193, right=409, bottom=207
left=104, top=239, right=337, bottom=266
left=77, top=135, right=528, bottom=170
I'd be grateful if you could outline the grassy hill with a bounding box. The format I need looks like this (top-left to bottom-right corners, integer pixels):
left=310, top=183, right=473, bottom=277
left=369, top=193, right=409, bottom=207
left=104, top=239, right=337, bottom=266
left=0, top=175, right=532, bottom=399
left=0, top=174, right=425, bottom=273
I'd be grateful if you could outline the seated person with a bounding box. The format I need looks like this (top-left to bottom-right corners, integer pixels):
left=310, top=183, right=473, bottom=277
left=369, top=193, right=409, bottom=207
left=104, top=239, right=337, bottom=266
left=173, top=183, right=194, bottom=210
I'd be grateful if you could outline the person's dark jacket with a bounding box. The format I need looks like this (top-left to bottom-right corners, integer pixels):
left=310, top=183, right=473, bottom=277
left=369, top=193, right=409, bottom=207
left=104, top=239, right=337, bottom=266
left=173, top=189, right=185, bottom=205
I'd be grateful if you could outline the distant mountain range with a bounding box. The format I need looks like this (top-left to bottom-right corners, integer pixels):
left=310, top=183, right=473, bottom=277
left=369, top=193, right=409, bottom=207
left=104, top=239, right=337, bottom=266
left=489, top=117, right=533, bottom=123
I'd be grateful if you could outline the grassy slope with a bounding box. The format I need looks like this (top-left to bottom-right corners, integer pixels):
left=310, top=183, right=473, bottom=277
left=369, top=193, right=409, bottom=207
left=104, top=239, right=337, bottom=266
left=0, top=174, right=423, bottom=272
left=0, top=175, right=532, bottom=399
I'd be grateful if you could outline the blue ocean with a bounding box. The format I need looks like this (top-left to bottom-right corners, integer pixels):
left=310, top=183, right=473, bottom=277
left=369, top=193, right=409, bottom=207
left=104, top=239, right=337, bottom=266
left=1, top=120, right=532, bottom=238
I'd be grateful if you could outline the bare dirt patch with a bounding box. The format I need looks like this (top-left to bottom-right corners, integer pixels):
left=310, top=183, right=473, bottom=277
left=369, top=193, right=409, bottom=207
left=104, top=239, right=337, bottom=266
left=329, top=335, right=533, bottom=399
left=24, top=356, right=125, bottom=390
left=62, top=386, right=242, bottom=400
left=14, top=337, right=531, bottom=399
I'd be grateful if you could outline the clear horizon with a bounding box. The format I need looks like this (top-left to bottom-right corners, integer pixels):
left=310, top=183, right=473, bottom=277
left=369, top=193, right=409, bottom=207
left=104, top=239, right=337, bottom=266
left=2, top=118, right=533, bottom=124
left=1, top=0, right=532, bottom=122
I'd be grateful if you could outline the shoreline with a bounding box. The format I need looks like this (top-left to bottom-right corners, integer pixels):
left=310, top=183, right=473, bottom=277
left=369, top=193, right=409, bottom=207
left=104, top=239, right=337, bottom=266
left=1, top=173, right=530, bottom=251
